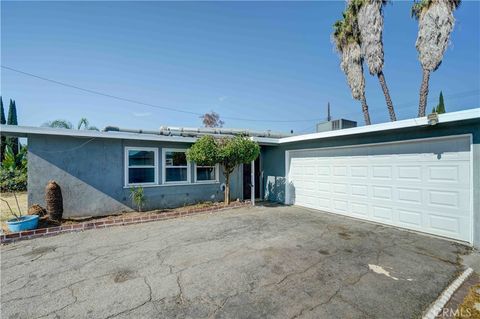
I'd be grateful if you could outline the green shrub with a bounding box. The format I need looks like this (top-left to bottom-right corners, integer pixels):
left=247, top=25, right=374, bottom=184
left=0, top=168, right=27, bottom=192
left=129, top=186, right=146, bottom=212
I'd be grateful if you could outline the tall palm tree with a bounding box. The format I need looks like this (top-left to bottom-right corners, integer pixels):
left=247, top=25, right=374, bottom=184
left=354, top=0, right=396, bottom=121
left=412, top=0, right=460, bottom=117
left=333, top=9, right=371, bottom=125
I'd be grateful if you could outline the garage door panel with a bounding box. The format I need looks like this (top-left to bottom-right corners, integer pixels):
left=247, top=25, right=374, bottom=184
left=398, top=209, right=423, bottom=227
left=333, top=166, right=347, bottom=177
left=351, top=184, right=368, bottom=198
left=428, top=214, right=460, bottom=234
left=333, top=199, right=348, bottom=212
left=351, top=166, right=368, bottom=178
left=397, top=187, right=422, bottom=204
left=288, top=136, right=472, bottom=243
left=372, top=206, right=394, bottom=221
left=372, top=186, right=393, bottom=200
left=332, top=183, right=348, bottom=195
left=372, top=166, right=393, bottom=180
left=397, top=165, right=423, bottom=181
left=351, top=202, right=369, bottom=216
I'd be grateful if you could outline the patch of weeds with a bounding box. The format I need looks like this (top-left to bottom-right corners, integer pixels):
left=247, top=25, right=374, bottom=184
left=455, top=283, right=480, bottom=319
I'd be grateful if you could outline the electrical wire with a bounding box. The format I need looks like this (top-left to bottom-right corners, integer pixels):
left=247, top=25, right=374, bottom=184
left=2, top=65, right=478, bottom=125
left=1, top=65, right=326, bottom=123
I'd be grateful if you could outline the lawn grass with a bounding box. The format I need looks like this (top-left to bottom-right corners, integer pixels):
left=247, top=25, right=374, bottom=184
left=0, top=192, right=28, bottom=222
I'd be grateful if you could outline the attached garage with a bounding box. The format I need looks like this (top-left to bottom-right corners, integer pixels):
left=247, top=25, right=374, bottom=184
left=286, top=135, right=473, bottom=243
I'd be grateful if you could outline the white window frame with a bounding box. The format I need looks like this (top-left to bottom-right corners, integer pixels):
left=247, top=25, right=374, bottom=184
left=124, top=147, right=158, bottom=187
left=162, top=148, right=191, bottom=184
left=194, top=163, right=220, bottom=184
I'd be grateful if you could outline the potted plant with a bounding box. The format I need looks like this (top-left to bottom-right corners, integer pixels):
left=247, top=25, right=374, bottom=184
left=0, top=145, right=38, bottom=232
left=1, top=196, right=38, bottom=232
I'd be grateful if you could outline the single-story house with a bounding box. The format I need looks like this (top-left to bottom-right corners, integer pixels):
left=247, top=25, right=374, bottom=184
left=1, top=108, right=479, bottom=248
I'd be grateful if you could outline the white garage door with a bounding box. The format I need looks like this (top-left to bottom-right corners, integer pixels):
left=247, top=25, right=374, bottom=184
left=286, top=135, right=472, bottom=243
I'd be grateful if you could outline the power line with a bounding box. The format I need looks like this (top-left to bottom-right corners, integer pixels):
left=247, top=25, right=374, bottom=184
left=2, top=65, right=478, bottom=125
left=1, top=65, right=326, bottom=123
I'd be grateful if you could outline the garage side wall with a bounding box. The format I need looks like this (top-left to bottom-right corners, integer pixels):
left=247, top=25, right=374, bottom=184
left=27, top=135, right=241, bottom=217
left=262, top=119, right=480, bottom=247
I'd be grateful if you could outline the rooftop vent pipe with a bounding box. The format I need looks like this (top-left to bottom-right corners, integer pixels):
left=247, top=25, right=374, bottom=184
left=103, top=126, right=292, bottom=138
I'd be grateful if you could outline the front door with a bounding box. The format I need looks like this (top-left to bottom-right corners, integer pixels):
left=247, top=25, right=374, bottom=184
left=243, top=157, right=260, bottom=200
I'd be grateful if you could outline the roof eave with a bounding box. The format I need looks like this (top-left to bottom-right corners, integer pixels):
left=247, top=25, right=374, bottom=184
left=278, top=108, right=480, bottom=144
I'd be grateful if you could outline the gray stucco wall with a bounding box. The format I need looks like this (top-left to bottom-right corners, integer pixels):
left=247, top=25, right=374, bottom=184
left=28, top=135, right=243, bottom=217
left=262, top=119, right=480, bottom=247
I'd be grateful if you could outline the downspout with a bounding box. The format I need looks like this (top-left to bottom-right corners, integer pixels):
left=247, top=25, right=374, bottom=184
left=251, top=160, right=255, bottom=206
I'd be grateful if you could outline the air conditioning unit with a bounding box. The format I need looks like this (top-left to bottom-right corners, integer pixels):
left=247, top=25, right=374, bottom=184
left=316, top=119, right=357, bottom=133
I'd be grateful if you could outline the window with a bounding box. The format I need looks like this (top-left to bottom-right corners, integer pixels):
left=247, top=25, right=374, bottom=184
left=195, top=164, right=219, bottom=183
left=125, top=147, right=158, bottom=185
left=163, top=149, right=190, bottom=183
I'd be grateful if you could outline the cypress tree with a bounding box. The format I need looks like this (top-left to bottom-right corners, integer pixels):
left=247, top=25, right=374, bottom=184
left=436, top=91, right=446, bottom=114
left=0, top=96, right=6, bottom=161
left=6, top=99, right=19, bottom=155
left=0, top=97, right=5, bottom=124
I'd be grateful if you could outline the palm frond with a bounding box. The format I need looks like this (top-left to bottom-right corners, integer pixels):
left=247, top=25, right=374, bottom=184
left=77, top=118, right=89, bottom=130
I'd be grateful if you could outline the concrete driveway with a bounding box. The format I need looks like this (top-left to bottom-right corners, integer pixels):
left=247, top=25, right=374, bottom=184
left=1, top=205, right=469, bottom=319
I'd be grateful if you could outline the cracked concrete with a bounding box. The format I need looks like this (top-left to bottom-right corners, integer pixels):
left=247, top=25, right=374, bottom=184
left=1, top=205, right=470, bottom=318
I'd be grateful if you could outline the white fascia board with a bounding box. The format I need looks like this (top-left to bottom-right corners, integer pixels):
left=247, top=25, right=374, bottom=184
left=251, top=136, right=280, bottom=145
left=0, top=125, right=198, bottom=143
left=279, top=108, right=480, bottom=144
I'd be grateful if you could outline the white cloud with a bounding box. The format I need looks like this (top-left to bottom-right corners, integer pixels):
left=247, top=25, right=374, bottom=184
left=132, top=112, right=152, bottom=117
left=218, top=96, right=227, bottom=102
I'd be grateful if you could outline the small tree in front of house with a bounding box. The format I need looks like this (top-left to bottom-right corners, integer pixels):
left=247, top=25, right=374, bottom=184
left=187, top=135, right=260, bottom=205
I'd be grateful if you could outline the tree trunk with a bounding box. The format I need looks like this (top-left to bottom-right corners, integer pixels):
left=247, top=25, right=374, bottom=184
left=418, top=68, right=430, bottom=117
left=377, top=71, right=396, bottom=122
left=360, top=95, right=371, bottom=125
left=224, top=174, right=230, bottom=206
left=45, top=180, right=63, bottom=221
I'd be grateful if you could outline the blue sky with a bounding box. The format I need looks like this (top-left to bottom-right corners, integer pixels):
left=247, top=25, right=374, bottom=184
left=1, top=1, right=479, bottom=133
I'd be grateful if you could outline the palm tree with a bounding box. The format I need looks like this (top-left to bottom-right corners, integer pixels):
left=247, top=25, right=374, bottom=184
left=354, top=0, right=396, bottom=121
left=412, top=0, right=460, bottom=117
left=42, top=118, right=99, bottom=130
left=77, top=118, right=99, bottom=131
left=42, top=119, right=73, bottom=129
left=333, top=9, right=371, bottom=125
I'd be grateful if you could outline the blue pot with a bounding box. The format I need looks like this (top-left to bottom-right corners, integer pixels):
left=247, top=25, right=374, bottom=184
left=6, top=215, right=39, bottom=232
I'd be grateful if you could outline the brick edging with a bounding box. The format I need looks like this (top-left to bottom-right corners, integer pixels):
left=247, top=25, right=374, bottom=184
left=1, top=201, right=251, bottom=244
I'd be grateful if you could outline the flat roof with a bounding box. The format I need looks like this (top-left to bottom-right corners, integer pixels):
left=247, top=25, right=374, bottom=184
left=1, top=108, right=478, bottom=145
left=279, top=108, right=479, bottom=144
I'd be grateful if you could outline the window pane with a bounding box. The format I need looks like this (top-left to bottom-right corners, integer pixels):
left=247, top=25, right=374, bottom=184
left=166, top=151, right=187, bottom=166
left=165, top=167, right=188, bottom=182
left=129, top=150, right=155, bottom=166
left=197, top=167, right=215, bottom=181
left=129, top=168, right=155, bottom=184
